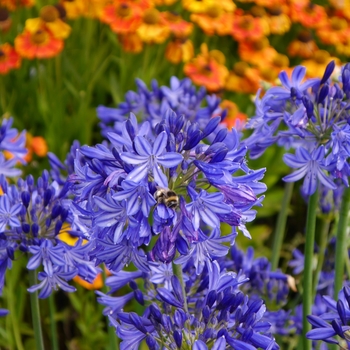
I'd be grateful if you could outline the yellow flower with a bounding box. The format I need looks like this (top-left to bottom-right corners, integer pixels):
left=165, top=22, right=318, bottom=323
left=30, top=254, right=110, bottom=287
left=136, top=8, right=170, bottom=44
left=25, top=5, right=71, bottom=40
left=165, top=38, right=194, bottom=64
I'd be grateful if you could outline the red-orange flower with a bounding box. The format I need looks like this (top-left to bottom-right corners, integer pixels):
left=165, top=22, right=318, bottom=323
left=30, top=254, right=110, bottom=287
left=136, top=8, right=170, bottom=44
left=220, top=100, right=247, bottom=131
left=118, top=32, right=143, bottom=53
left=232, top=11, right=265, bottom=42
left=225, top=61, right=261, bottom=94
left=15, top=28, right=64, bottom=59
left=0, top=0, right=34, bottom=11
left=165, top=38, right=194, bottom=64
left=162, top=11, right=193, bottom=38
left=184, top=43, right=228, bottom=92
left=100, top=2, right=142, bottom=34
left=287, top=30, right=318, bottom=59
left=289, top=2, right=328, bottom=29
left=316, top=16, right=350, bottom=45
left=0, top=43, right=20, bottom=74
left=238, top=37, right=277, bottom=67
left=190, top=4, right=233, bottom=36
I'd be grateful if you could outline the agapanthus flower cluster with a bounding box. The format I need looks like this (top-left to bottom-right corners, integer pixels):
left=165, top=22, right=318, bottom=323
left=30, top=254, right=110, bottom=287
left=243, top=61, right=350, bottom=196
left=0, top=169, right=99, bottom=303
left=72, top=77, right=266, bottom=276
left=307, top=285, right=350, bottom=348
left=0, top=117, right=27, bottom=177
left=97, top=260, right=279, bottom=350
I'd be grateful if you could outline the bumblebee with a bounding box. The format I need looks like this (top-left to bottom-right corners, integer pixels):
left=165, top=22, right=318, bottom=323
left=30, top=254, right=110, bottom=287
left=154, top=188, right=179, bottom=209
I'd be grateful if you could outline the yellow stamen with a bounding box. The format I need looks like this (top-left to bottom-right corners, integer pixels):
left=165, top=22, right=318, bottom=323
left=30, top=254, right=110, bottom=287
left=233, top=62, right=249, bottom=77
left=31, top=30, right=47, bottom=45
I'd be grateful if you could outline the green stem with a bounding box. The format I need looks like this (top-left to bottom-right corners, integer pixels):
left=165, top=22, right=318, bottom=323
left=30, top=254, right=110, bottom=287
left=312, top=218, right=330, bottom=298
left=172, top=261, right=188, bottom=313
left=49, top=293, right=59, bottom=350
left=271, top=181, right=294, bottom=270
left=302, top=189, right=318, bottom=350
left=102, top=268, right=119, bottom=350
left=28, top=269, right=44, bottom=350
left=334, top=186, right=350, bottom=296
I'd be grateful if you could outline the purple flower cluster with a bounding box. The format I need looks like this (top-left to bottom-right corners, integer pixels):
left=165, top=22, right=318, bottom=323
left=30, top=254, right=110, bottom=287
left=71, top=78, right=266, bottom=274
left=0, top=170, right=99, bottom=302
left=307, top=286, right=350, bottom=348
left=244, top=62, right=350, bottom=196
left=99, top=259, right=279, bottom=350
left=0, top=117, right=27, bottom=177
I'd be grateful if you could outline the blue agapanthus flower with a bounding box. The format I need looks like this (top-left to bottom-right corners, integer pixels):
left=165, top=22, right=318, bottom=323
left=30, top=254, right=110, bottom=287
left=307, top=286, right=350, bottom=348
left=243, top=61, right=350, bottom=196
left=69, top=78, right=266, bottom=275
left=100, top=260, right=279, bottom=350
left=0, top=170, right=99, bottom=299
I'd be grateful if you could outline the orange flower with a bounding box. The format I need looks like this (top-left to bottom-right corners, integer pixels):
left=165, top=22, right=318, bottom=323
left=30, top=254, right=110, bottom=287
left=25, top=5, right=71, bottom=40
left=162, top=11, right=193, bottom=38
left=225, top=61, right=261, bottom=94
left=0, top=0, right=34, bottom=11
left=316, top=16, right=350, bottom=45
left=24, top=134, right=48, bottom=162
left=99, top=2, right=142, bottom=35
left=287, top=30, right=318, bottom=59
left=136, top=8, right=170, bottom=44
left=238, top=37, right=277, bottom=67
left=165, top=38, right=194, bottom=64
left=254, top=0, right=287, bottom=7
left=232, top=11, right=265, bottom=42
left=301, top=50, right=341, bottom=78
left=118, top=32, right=143, bottom=53
left=153, top=0, right=178, bottom=4
left=184, top=43, right=228, bottom=92
left=0, top=7, right=11, bottom=32
left=190, top=4, right=233, bottom=36
left=220, top=100, right=247, bottom=131
left=289, top=2, right=328, bottom=29
left=15, top=28, right=64, bottom=59
left=0, top=43, right=20, bottom=74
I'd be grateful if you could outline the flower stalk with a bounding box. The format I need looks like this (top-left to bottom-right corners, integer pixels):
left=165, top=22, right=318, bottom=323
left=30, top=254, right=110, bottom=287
left=28, top=269, right=44, bottom=350
left=271, top=181, right=294, bottom=270
left=302, top=189, right=318, bottom=350
left=334, top=186, right=350, bottom=296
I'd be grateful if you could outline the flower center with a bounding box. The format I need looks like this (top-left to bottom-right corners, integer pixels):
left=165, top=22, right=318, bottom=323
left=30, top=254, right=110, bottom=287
left=233, top=62, right=249, bottom=77
left=314, top=50, right=330, bottom=64
left=165, top=11, right=180, bottom=22
left=260, top=67, right=278, bottom=81
left=330, top=17, right=347, bottom=30
left=252, top=37, right=269, bottom=50
left=31, top=30, right=48, bottom=45
left=206, top=5, right=221, bottom=18
left=268, top=6, right=282, bottom=16
left=272, top=53, right=289, bottom=67
left=250, top=6, right=266, bottom=17
left=239, top=17, right=253, bottom=30
left=143, top=8, right=160, bottom=25
left=0, top=7, right=9, bottom=21
left=117, top=3, right=131, bottom=17
left=0, top=50, right=6, bottom=62
left=40, top=5, right=59, bottom=23
left=209, top=50, right=225, bottom=64
left=297, top=30, right=312, bottom=43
